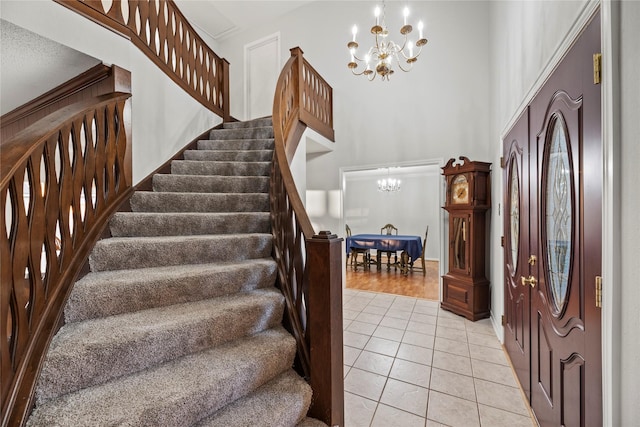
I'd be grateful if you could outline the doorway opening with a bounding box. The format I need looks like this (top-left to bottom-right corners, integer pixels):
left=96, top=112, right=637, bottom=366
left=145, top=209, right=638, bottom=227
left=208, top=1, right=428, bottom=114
left=340, top=160, right=446, bottom=301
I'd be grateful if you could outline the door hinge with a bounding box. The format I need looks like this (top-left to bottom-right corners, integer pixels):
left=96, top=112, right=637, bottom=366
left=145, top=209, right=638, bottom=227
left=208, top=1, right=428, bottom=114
left=501, top=315, right=506, bottom=326
left=501, top=236, right=505, bottom=247
left=595, top=276, right=602, bottom=308
left=500, top=156, right=505, bottom=168
left=593, top=53, right=602, bottom=85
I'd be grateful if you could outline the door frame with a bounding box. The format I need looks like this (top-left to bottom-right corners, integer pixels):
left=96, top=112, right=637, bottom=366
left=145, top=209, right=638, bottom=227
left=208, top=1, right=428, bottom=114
left=498, top=1, right=619, bottom=424
left=339, top=158, right=447, bottom=300
left=243, top=32, right=281, bottom=120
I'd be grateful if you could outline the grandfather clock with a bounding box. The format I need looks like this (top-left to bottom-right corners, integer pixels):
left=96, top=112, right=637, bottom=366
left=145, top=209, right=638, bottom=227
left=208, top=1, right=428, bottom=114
left=441, top=157, right=491, bottom=321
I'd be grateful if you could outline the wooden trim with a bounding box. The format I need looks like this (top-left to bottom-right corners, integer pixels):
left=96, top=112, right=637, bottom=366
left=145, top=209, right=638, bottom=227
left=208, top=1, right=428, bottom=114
left=0, top=64, right=111, bottom=130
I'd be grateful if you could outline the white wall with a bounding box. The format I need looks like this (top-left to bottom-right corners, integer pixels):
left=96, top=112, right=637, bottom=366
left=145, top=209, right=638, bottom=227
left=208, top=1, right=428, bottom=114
left=619, top=1, right=640, bottom=423
left=0, top=1, right=220, bottom=184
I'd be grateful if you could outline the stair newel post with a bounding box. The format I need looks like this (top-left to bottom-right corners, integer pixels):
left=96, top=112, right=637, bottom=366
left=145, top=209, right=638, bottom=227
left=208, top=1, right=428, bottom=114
left=221, top=58, right=231, bottom=122
left=306, top=231, right=344, bottom=427
left=291, top=47, right=304, bottom=114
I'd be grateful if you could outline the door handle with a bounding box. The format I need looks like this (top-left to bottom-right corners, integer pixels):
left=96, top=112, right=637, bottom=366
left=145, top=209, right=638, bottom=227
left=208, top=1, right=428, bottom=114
left=521, top=275, right=537, bottom=288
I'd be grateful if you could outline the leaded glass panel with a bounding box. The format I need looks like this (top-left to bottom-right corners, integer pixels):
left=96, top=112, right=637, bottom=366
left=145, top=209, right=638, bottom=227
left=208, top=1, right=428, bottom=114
left=509, top=159, right=520, bottom=269
left=544, top=117, right=572, bottom=313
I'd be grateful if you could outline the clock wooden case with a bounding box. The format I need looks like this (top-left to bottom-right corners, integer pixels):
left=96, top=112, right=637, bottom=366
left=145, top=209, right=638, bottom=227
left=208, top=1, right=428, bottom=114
left=441, top=157, right=491, bottom=321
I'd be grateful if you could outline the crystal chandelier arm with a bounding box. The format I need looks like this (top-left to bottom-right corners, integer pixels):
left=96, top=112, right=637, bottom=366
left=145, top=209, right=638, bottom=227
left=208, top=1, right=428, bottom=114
left=395, top=58, right=415, bottom=73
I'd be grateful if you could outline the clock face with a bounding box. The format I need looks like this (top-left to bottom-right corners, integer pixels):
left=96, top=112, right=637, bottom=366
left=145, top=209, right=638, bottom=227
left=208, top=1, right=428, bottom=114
left=451, top=174, right=469, bottom=204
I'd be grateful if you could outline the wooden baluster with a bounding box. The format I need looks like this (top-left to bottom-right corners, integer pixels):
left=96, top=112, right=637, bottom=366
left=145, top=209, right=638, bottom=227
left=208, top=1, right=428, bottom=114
left=222, top=58, right=230, bottom=122
left=307, top=231, right=344, bottom=427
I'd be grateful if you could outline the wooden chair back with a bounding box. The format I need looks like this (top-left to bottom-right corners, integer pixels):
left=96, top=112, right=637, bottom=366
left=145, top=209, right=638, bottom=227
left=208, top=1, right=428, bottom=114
left=381, top=223, right=398, bottom=235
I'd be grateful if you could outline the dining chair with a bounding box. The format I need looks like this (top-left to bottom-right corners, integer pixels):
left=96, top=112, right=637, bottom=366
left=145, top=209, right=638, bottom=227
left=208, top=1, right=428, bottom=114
left=346, top=224, right=370, bottom=270
left=410, top=226, right=429, bottom=276
left=380, top=223, right=398, bottom=270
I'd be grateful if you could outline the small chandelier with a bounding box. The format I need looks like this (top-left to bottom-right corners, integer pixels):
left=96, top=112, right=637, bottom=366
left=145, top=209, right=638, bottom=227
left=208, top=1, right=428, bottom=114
left=347, top=1, right=428, bottom=81
left=378, top=169, right=401, bottom=192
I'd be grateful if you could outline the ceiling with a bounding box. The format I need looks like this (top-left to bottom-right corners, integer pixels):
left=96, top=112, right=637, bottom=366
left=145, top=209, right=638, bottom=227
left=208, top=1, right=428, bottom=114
left=174, top=0, right=315, bottom=41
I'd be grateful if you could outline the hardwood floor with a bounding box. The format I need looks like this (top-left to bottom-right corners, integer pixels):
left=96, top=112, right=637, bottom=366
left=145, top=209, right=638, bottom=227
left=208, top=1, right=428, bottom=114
left=345, top=258, right=440, bottom=300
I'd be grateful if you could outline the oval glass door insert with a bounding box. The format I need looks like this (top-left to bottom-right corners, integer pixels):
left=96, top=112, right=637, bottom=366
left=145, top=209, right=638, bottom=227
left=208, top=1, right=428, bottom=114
left=509, top=158, right=520, bottom=270
left=544, top=116, right=573, bottom=313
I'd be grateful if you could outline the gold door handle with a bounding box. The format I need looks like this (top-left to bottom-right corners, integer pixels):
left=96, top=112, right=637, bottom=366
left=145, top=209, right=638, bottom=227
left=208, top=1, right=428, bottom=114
left=521, top=275, right=537, bottom=288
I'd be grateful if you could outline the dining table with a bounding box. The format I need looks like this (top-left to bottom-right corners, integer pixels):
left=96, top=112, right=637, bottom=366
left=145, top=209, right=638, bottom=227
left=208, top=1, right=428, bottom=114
left=345, top=233, right=423, bottom=274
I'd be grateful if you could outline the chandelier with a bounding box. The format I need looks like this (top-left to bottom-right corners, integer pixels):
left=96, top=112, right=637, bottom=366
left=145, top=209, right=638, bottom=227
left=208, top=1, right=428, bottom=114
left=377, top=169, right=401, bottom=192
left=347, top=1, right=428, bottom=81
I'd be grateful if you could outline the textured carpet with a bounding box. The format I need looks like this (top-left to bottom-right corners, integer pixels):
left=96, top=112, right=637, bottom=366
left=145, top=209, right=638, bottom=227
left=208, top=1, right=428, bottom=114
left=27, top=117, right=322, bottom=426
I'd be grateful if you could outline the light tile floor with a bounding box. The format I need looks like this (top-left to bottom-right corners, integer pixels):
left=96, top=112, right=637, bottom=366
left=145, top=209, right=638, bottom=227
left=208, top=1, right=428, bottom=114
left=343, top=289, right=536, bottom=427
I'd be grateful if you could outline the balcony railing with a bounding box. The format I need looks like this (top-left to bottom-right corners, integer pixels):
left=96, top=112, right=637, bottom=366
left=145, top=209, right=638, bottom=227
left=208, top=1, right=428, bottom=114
left=55, top=0, right=230, bottom=120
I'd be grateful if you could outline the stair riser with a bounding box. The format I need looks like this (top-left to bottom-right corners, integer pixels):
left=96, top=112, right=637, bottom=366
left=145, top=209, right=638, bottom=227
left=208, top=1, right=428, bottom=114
left=152, top=175, right=269, bottom=193
left=37, top=292, right=285, bottom=403
left=222, top=118, right=272, bottom=129
left=90, top=235, right=272, bottom=271
left=110, top=212, right=271, bottom=237
left=130, top=193, right=269, bottom=213
left=65, top=261, right=277, bottom=323
left=184, top=150, right=273, bottom=162
left=197, top=139, right=274, bottom=151
left=196, top=370, right=311, bottom=427
left=209, top=127, right=274, bottom=140
left=171, top=161, right=271, bottom=177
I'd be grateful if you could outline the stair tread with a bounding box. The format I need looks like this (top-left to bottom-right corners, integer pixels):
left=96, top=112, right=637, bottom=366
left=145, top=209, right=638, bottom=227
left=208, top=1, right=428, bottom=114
left=197, top=138, right=275, bottom=143
left=152, top=174, right=269, bottom=193
left=28, top=328, right=296, bottom=427
left=89, top=234, right=273, bottom=271
left=195, top=370, right=311, bottom=427
left=110, top=211, right=271, bottom=236
left=130, top=191, right=269, bottom=213
left=65, top=258, right=277, bottom=323
left=37, top=288, right=285, bottom=403
left=171, top=160, right=271, bottom=177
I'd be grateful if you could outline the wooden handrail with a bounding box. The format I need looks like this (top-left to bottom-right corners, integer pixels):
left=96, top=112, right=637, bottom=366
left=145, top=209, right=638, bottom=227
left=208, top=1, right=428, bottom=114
left=270, top=47, right=343, bottom=426
left=55, top=0, right=231, bottom=121
left=1, top=93, right=133, bottom=427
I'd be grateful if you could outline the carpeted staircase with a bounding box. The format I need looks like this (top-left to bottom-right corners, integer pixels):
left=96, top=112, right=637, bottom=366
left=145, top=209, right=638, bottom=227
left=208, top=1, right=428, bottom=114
left=26, top=118, right=324, bottom=427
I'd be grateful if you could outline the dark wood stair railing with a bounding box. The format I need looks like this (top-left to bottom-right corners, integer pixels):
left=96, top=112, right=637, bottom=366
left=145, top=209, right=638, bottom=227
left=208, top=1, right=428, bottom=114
left=55, top=0, right=231, bottom=121
left=271, top=46, right=344, bottom=426
left=0, top=92, right=133, bottom=427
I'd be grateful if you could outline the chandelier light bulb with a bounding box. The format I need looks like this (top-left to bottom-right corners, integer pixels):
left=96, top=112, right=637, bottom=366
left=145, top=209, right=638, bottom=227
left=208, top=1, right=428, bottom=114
left=408, top=40, right=414, bottom=58
left=418, top=20, right=424, bottom=39
left=352, top=25, right=358, bottom=42
left=403, top=7, right=409, bottom=25
left=374, top=6, right=380, bottom=24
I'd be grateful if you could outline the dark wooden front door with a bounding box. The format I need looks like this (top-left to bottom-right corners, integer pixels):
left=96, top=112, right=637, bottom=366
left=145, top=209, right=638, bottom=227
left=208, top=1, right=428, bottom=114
left=503, top=108, right=531, bottom=399
left=504, top=10, right=602, bottom=426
